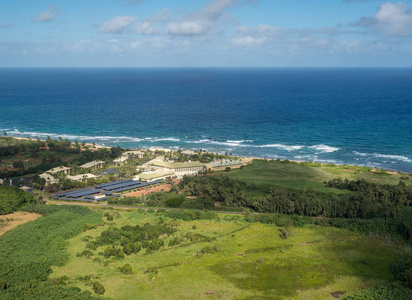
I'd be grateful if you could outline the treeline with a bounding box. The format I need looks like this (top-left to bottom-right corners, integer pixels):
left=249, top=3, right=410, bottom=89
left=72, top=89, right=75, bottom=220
left=0, top=205, right=102, bottom=299
left=0, top=136, right=125, bottom=178
left=175, top=175, right=412, bottom=219
left=0, top=186, right=36, bottom=215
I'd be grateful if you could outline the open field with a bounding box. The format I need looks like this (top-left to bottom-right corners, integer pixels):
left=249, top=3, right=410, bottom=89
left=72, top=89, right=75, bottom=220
left=226, top=159, right=410, bottom=194
left=0, top=211, right=41, bottom=236
left=50, top=208, right=405, bottom=299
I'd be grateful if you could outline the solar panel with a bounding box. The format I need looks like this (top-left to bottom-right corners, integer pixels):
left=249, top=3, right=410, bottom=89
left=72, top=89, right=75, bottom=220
left=96, top=180, right=135, bottom=189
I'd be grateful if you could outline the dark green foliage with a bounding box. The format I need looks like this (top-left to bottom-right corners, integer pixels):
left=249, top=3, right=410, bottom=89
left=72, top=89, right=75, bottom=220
left=119, top=264, right=133, bottom=275
left=84, top=223, right=174, bottom=257
left=168, top=236, right=182, bottom=247
left=391, top=254, right=412, bottom=287
left=165, top=197, right=185, bottom=208
left=92, top=281, right=105, bottom=295
left=76, top=250, right=94, bottom=258
left=343, top=283, right=412, bottom=300
left=0, top=205, right=102, bottom=299
left=0, top=186, right=36, bottom=215
left=0, top=205, right=101, bottom=283
left=199, top=245, right=220, bottom=254
left=0, top=281, right=99, bottom=300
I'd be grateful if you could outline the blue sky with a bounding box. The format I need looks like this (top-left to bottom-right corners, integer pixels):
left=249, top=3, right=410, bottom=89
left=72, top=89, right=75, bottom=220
left=1, top=0, right=412, bottom=67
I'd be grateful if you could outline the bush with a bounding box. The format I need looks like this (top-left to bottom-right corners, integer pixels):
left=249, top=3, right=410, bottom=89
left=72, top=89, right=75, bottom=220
left=92, top=281, right=105, bottom=295
left=165, top=197, right=185, bottom=208
left=119, top=263, right=134, bottom=275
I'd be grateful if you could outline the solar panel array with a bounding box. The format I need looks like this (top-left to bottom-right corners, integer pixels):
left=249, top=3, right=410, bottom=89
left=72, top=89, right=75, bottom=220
left=53, top=179, right=164, bottom=202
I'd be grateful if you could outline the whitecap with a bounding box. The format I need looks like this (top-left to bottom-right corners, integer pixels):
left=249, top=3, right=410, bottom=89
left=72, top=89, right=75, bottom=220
left=256, top=144, right=304, bottom=151
left=373, top=153, right=411, bottom=162
left=308, top=144, right=339, bottom=153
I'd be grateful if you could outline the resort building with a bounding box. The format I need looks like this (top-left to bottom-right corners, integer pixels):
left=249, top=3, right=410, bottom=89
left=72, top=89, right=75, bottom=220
left=19, top=186, right=32, bottom=192
left=206, top=160, right=243, bottom=171
left=124, top=150, right=145, bottom=159
left=79, top=161, right=105, bottom=170
left=135, top=170, right=175, bottom=182
left=206, top=158, right=254, bottom=171
left=113, top=156, right=128, bottom=166
left=40, top=173, right=59, bottom=185
left=67, top=173, right=97, bottom=182
left=181, top=150, right=197, bottom=156
left=147, top=159, right=205, bottom=173
left=47, top=166, right=71, bottom=175
left=148, top=147, right=174, bottom=155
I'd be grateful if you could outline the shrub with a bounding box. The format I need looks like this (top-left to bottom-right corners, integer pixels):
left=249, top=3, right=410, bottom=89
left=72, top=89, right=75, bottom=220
left=119, top=263, right=134, bottom=275
left=165, top=197, right=185, bottom=208
left=92, top=281, right=105, bottom=295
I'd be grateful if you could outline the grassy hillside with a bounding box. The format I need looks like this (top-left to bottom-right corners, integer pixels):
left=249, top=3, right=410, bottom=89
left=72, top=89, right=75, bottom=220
left=226, top=159, right=409, bottom=193
left=50, top=208, right=406, bottom=299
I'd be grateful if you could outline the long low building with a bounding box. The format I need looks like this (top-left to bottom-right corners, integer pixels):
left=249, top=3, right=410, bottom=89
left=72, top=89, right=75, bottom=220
left=206, top=160, right=244, bottom=171
left=47, top=166, right=71, bottom=175
left=147, top=159, right=205, bottom=172
left=80, top=160, right=105, bottom=170
left=40, top=173, right=58, bottom=185
left=67, top=173, right=97, bottom=182
left=136, top=170, right=175, bottom=182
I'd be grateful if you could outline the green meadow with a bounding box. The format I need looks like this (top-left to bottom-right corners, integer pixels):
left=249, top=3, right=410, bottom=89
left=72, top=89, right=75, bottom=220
left=226, top=159, right=410, bottom=194
left=50, top=208, right=405, bottom=299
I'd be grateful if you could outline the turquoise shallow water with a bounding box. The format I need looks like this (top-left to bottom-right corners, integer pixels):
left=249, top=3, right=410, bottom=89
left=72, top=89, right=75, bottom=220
left=0, top=68, right=411, bottom=172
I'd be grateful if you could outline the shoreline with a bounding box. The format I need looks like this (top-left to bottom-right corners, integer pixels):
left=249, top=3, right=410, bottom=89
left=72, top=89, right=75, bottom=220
left=3, top=135, right=410, bottom=175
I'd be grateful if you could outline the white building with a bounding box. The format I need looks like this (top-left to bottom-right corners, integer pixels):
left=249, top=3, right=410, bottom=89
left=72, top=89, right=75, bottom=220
left=66, top=173, right=97, bottom=182
left=79, top=161, right=105, bottom=170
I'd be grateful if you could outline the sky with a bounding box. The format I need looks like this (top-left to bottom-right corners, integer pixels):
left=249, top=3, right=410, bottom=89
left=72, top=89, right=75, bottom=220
left=1, top=0, right=412, bottom=67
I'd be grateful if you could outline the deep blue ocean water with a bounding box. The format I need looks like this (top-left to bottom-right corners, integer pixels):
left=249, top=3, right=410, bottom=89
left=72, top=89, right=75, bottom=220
left=0, top=68, right=411, bottom=172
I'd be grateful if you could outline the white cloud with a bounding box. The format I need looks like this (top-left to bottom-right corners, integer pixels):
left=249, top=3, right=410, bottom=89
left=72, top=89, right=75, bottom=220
left=355, top=2, right=412, bottom=36
left=99, top=16, right=135, bottom=34
left=133, top=22, right=157, bottom=35
left=167, top=0, right=238, bottom=36
left=132, top=9, right=170, bottom=35
left=168, top=21, right=210, bottom=36
left=32, top=5, right=57, bottom=23
left=231, top=36, right=266, bottom=46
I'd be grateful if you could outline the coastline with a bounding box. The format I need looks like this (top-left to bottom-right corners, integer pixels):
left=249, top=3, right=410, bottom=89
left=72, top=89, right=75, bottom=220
left=3, top=135, right=409, bottom=175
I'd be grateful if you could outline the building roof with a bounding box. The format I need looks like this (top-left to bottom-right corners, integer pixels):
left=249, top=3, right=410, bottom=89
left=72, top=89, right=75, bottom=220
left=181, top=150, right=197, bottom=155
left=138, top=170, right=174, bottom=181
left=113, top=156, right=128, bottom=163
left=40, top=173, right=57, bottom=182
left=149, top=160, right=205, bottom=169
left=80, top=161, right=105, bottom=168
left=148, top=147, right=173, bottom=153
left=208, top=160, right=243, bottom=168
left=67, top=173, right=97, bottom=181
left=47, top=166, right=71, bottom=173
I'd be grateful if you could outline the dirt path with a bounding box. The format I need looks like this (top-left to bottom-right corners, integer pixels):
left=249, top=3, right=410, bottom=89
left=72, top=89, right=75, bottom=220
left=0, top=211, right=42, bottom=236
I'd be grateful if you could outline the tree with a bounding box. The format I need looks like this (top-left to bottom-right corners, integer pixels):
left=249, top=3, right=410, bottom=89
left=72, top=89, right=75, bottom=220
left=120, top=263, right=134, bottom=275
left=92, top=282, right=105, bottom=295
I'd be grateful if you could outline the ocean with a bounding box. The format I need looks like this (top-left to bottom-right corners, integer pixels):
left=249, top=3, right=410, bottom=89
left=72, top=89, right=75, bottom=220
left=0, top=68, right=411, bottom=173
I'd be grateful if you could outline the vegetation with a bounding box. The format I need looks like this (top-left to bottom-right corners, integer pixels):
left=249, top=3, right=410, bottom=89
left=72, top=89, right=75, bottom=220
left=0, top=205, right=102, bottom=299
left=0, top=186, right=36, bottom=215
left=49, top=209, right=408, bottom=299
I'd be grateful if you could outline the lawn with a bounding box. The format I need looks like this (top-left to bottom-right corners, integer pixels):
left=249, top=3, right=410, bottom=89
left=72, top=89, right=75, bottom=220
left=50, top=208, right=405, bottom=299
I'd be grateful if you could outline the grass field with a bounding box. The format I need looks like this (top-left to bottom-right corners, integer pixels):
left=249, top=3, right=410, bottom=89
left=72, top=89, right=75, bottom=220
left=50, top=208, right=405, bottom=299
left=226, top=160, right=410, bottom=194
